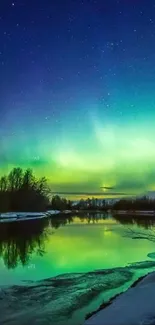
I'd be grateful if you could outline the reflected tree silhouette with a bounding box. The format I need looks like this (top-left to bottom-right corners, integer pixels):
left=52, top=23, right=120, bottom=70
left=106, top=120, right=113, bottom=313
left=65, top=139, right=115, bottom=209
left=49, top=214, right=74, bottom=229
left=0, top=215, right=76, bottom=269
left=113, top=214, right=155, bottom=229
left=78, top=212, right=108, bottom=224
left=0, top=218, right=50, bottom=269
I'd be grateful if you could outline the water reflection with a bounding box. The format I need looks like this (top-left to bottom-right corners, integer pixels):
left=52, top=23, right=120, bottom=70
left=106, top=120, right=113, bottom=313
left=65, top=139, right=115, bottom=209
left=0, top=213, right=155, bottom=270
left=0, top=215, right=78, bottom=270
left=0, top=218, right=49, bottom=269
left=114, top=214, right=155, bottom=229
left=49, top=215, right=74, bottom=229
left=79, top=212, right=109, bottom=224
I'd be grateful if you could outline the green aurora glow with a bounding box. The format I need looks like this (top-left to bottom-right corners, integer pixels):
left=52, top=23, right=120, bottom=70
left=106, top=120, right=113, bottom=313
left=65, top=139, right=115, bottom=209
left=1, top=117, right=155, bottom=198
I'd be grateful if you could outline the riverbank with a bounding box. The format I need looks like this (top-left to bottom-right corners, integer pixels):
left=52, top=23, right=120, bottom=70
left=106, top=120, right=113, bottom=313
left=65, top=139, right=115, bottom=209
left=0, top=210, right=74, bottom=223
left=1, top=261, right=155, bottom=325
left=74, top=209, right=155, bottom=216
left=114, top=210, right=155, bottom=216
left=84, top=271, right=155, bottom=325
left=1, top=209, right=155, bottom=224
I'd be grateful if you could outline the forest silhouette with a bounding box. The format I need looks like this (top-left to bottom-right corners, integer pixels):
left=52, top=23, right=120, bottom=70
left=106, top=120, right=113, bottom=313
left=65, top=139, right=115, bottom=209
left=0, top=167, right=73, bottom=212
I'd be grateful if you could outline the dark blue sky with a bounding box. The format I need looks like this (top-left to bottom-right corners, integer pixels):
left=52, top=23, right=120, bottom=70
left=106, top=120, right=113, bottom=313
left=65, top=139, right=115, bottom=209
left=1, top=0, right=155, bottom=111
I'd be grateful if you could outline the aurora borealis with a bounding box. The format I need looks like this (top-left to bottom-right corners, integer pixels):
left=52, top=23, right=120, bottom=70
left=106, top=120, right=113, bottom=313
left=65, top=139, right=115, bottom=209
left=1, top=0, right=155, bottom=197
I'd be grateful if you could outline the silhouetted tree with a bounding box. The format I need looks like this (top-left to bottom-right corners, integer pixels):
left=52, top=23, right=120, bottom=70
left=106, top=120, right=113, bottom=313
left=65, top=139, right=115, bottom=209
left=113, top=197, right=155, bottom=211
left=0, top=176, right=8, bottom=192
left=50, top=195, right=71, bottom=211
left=0, top=167, right=50, bottom=212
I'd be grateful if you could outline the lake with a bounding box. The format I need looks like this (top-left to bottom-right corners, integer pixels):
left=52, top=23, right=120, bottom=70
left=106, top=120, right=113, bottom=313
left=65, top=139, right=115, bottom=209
left=1, top=212, right=155, bottom=325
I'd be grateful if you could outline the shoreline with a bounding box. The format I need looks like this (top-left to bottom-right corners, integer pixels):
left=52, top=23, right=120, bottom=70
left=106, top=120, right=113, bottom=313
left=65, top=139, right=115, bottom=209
left=113, top=210, right=155, bottom=216
left=0, top=209, right=155, bottom=224
left=85, top=272, right=149, bottom=321
left=84, top=271, right=155, bottom=325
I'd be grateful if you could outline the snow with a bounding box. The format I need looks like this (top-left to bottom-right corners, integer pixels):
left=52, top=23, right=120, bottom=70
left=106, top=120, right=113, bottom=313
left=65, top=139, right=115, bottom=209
left=0, top=209, right=68, bottom=222
left=0, top=216, right=45, bottom=223
left=46, top=210, right=60, bottom=215
left=0, top=210, right=72, bottom=220
left=0, top=211, right=62, bottom=222
left=84, top=272, right=155, bottom=325
left=16, top=212, right=44, bottom=217
left=0, top=212, right=45, bottom=218
left=0, top=213, right=17, bottom=218
left=116, top=210, right=155, bottom=215
left=16, top=216, right=45, bottom=221
left=0, top=212, right=48, bottom=222
left=0, top=218, right=17, bottom=223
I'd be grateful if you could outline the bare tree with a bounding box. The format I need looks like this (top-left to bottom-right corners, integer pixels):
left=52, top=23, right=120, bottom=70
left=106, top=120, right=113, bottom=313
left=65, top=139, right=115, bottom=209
left=0, top=176, right=8, bottom=192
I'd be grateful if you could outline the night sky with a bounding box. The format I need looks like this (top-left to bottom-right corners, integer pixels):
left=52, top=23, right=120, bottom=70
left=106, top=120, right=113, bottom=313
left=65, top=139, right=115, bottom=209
left=1, top=0, right=155, bottom=196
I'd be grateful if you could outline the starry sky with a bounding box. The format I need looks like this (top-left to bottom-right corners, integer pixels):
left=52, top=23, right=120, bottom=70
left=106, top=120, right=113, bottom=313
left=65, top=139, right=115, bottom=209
left=1, top=0, right=155, bottom=197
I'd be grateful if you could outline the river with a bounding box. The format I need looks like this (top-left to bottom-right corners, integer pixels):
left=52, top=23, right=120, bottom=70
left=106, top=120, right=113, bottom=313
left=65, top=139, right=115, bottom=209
left=1, top=212, right=155, bottom=324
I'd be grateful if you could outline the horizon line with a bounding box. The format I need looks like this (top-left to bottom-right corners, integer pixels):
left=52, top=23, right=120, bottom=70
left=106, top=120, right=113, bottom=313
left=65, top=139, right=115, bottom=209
left=51, top=192, right=135, bottom=196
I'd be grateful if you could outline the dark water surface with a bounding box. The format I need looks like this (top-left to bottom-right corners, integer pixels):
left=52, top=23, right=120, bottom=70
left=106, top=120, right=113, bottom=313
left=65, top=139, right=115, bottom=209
left=1, top=213, right=155, bottom=324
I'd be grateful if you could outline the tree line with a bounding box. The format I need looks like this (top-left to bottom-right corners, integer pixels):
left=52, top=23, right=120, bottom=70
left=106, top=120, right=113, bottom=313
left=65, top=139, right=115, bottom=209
left=75, top=198, right=107, bottom=210
left=76, top=197, right=155, bottom=211
left=113, top=197, right=155, bottom=211
left=0, top=167, right=73, bottom=212
left=1, top=167, right=155, bottom=212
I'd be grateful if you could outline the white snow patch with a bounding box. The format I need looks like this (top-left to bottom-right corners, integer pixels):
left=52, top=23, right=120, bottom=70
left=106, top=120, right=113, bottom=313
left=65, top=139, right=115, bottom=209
left=0, top=218, right=17, bottom=223
left=16, top=212, right=45, bottom=218
left=0, top=212, right=47, bottom=222
left=0, top=210, right=63, bottom=222
left=0, top=213, right=17, bottom=218
left=46, top=210, right=60, bottom=215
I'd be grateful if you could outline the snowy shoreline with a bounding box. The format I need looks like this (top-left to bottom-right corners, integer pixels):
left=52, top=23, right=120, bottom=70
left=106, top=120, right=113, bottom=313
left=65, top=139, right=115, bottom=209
left=114, top=210, right=155, bottom=216
left=84, top=271, right=155, bottom=325
left=0, top=210, right=72, bottom=223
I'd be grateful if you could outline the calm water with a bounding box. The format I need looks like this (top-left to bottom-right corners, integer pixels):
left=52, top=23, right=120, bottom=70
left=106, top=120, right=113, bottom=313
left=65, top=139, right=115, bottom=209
left=0, top=212, right=155, bottom=285
left=1, top=213, right=155, bottom=325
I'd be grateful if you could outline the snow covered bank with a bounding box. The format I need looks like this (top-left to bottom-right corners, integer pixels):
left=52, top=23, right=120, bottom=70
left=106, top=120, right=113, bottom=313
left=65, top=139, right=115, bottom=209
left=0, top=212, right=48, bottom=223
left=46, top=210, right=72, bottom=215
left=115, top=210, right=155, bottom=216
left=0, top=212, right=46, bottom=218
left=85, top=271, right=155, bottom=325
left=46, top=210, right=61, bottom=215
left=0, top=210, right=73, bottom=223
left=0, top=213, right=17, bottom=218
